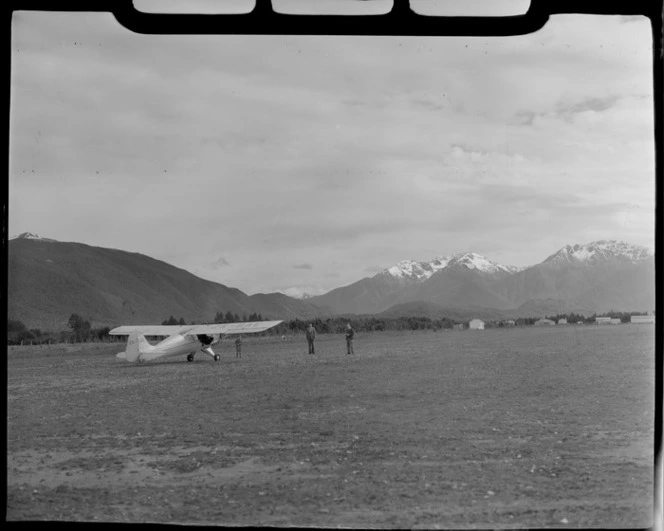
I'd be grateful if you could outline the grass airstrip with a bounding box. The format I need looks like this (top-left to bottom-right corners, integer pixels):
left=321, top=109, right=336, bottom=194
left=7, top=325, right=654, bottom=527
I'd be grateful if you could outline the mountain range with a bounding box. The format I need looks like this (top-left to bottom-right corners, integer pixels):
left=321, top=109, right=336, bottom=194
left=7, top=234, right=321, bottom=330
left=306, top=241, right=655, bottom=317
left=7, top=234, right=655, bottom=330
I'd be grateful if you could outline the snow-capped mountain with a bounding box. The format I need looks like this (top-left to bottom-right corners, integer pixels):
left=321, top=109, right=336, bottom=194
left=307, top=240, right=654, bottom=316
left=278, top=287, right=327, bottom=299
left=543, top=240, right=653, bottom=266
left=10, top=232, right=57, bottom=242
left=289, top=291, right=323, bottom=300
left=308, top=250, right=525, bottom=314
left=384, top=258, right=449, bottom=281
left=382, top=252, right=519, bottom=280
left=446, top=252, right=524, bottom=275
left=491, top=240, right=655, bottom=314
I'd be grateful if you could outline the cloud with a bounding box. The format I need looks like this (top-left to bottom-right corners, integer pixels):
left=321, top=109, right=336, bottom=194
left=210, top=257, right=230, bottom=269
left=513, top=110, right=537, bottom=126
left=8, top=12, right=655, bottom=295
left=410, top=96, right=444, bottom=112
left=555, top=96, right=621, bottom=118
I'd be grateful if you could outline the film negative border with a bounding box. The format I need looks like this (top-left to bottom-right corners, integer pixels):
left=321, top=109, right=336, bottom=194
left=6, top=0, right=660, bottom=36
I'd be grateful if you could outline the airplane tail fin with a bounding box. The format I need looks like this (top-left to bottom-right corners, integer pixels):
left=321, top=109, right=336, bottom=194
left=124, top=332, right=153, bottom=362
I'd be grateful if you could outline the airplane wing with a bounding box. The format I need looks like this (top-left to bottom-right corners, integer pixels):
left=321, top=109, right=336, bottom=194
left=108, top=325, right=189, bottom=336
left=184, top=321, right=283, bottom=335
left=108, top=321, right=283, bottom=336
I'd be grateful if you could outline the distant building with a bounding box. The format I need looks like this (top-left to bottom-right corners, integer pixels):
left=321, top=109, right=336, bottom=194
left=557, top=318, right=567, bottom=325
left=609, top=318, right=621, bottom=325
left=631, top=315, right=655, bottom=324
left=505, top=320, right=516, bottom=327
left=534, top=318, right=555, bottom=326
left=595, top=317, right=612, bottom=325
left=469, top=319, right=485, bottom=330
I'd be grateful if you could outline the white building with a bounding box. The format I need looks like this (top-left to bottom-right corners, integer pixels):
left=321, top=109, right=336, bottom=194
left=595, top=317, right=612, bottom=325
left=557, top=318, right=567, bottom=325
left=631, top=315, right=655, bottom=324
left=469, top=319, right=485, bottom=330
left=534, top=318, right=555, bottom=326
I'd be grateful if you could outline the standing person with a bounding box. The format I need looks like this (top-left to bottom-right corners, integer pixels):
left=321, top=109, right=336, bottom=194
left=345, top=323, right=355, bottom=355
left=306, top=323, right=316, bottom=355
left=235, top=335, right=242, bottom=358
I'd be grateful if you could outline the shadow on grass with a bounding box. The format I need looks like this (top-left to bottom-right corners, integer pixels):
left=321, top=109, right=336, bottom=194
left=113, top=359, right=224, bottom=369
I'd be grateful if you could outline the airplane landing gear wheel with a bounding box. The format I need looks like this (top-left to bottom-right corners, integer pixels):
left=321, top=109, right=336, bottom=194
left=214, top=354, right=220, bottom=361
left=187, top=353, right=195, bottom=362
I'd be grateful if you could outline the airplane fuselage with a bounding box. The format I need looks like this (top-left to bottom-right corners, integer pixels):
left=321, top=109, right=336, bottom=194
left=119, top=333, right=220, bottom=362
left=142, top=334, right=201, bottom=361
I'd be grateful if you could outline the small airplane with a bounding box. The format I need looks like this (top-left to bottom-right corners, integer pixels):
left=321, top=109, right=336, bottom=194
left=109, top=321, right=283, bottom=363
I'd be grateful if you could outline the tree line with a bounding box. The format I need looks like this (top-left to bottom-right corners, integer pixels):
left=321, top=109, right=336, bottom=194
left=539, top=311, right=651, bottom=325
left=213, top=311, right=265, bottom=323
left=7, top=314, right=119, bottom=345
left=273, top=311, right=652, bottom=333
left=161, top=312, right=267, bottom=325
left=7, top=309, right=653, bottom=345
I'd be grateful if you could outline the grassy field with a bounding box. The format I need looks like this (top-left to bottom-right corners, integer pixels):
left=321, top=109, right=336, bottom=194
left=7, top=325, right=655, bottom=527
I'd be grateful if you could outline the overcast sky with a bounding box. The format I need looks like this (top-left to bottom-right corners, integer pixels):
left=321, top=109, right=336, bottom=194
left=9, top=6, right=655, bottom=297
